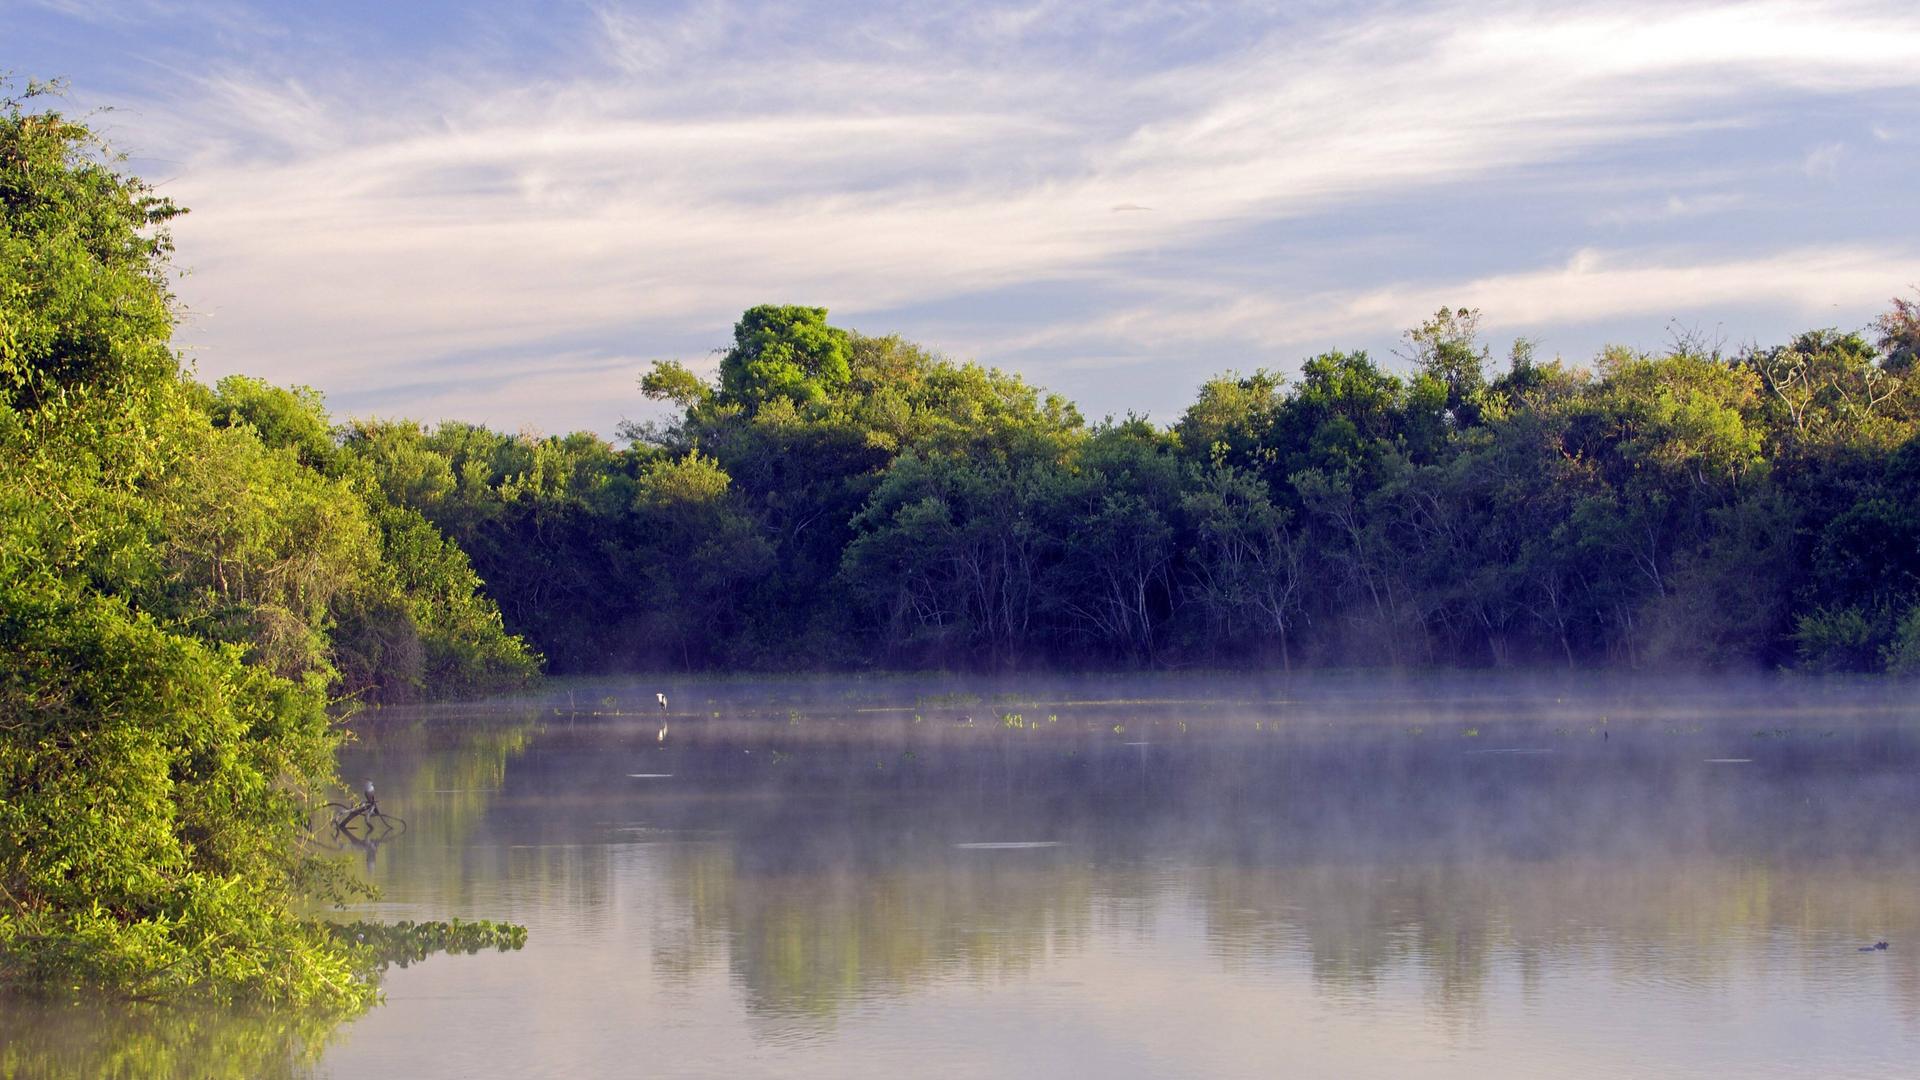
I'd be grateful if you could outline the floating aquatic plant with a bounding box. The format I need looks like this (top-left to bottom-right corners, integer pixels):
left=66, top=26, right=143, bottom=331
left=330, top=919, right=528, bottom=971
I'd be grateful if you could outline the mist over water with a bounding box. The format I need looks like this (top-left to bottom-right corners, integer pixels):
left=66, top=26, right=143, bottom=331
left=15, top=675, right=1920, bottom=1077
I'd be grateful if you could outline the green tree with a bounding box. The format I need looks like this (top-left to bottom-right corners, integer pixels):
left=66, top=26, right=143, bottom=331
left=0, top=88, right=367, bottom=1008
left=718, top=304, right=852, bottom=408
left=1403, top=307, right=1491, bottom=431
left=1, top=84, right=531, bottom=1009
left=1180, top=464, right=1305, bottom=667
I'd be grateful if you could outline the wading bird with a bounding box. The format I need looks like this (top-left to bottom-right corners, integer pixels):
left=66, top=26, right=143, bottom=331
left=657, top=692, right=668, bottom=712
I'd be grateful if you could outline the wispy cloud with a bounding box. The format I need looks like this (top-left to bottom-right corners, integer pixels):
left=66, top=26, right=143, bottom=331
left=1593, top=192, right=1747, bottom=227
left=38, top=0, right=1920, bottom=430
left=1802, top=141, right=1847, bottom=179
left=1000, top=245, right=1920, bottom=357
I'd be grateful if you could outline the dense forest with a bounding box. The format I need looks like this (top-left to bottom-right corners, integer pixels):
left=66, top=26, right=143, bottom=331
left=1, top=88, right=532, bottom=1005
left=344, top=298, right=1920, bottom=676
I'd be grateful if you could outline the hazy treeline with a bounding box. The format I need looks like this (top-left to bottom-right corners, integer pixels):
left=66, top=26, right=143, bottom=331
left=344, top=297, right=1920, bottom=674
left=0, top=89, right=531, bottom=1005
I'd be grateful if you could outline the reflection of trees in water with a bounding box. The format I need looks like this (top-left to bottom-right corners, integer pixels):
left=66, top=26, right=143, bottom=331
left=646, top=842, right=1106, bottom=1022
left=611, top=717, right=1920, bottom=1028
left=720, top=862, right=1096, bottom=1023
left=640, top=842, right=1920, bottom=1031
left=647, top=843, right=733, bottom=988
left=333, top=713, right=541, bottom=907
left=1195, top=857, right=1920, bottom=1026
left=1199, top=863, right=1497, bottom=1021
left=0, top=1001, right=336, bottom=1080
left=331, top=690, right=1920, bottom=1034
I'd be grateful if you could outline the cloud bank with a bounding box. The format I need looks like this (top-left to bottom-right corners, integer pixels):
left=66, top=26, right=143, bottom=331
left=26, top=0, right=1920, bottom=431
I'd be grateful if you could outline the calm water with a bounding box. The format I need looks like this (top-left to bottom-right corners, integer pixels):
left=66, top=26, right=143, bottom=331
left=11, top=675, right=1920, bottom=1078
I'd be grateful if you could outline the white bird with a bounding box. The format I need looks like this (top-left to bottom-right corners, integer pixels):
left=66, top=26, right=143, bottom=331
left=656, top=692, right=669, bottom=712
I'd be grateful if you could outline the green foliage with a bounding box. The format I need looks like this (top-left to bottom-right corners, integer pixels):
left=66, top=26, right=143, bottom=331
left=0, top=88, right=531, bottom=1009
left=1180, top=464, right=1304, bottom=666
left=0, top=542, right=368, bottom=1009
left=1881, top=604, right=1920, bottom=675
left=327, top=918, right=527, bottom=969
left=0, top=91, right=181, bottom=408
left=202, top=380, right=539, bottom=702
left=1794, top=606, right=1880, bottom=673
left=1175, top=369, right=1286, bottom=469
left=639, top=358, right=712, bottom=409
left=1403, top=306, right=1491, bottom=430
left=1876, top=292, right=1920, bottom=373
left=337, top=499, right=540, bottom=702
left=202, top=375, right=341, bottom=472
left=344, top=292, right=1920, bottom=675
left=718, top=304, right=852, bottom=407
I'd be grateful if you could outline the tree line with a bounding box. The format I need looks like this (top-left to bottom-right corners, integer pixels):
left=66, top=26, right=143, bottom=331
left=347, top=298, right=1920, bottom=676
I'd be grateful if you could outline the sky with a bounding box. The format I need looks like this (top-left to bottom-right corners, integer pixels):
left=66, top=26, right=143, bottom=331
left=9, top=0, right=1920, bottom=437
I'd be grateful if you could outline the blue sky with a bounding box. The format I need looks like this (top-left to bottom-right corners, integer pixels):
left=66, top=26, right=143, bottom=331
left=10, top=0, right=1920, bottom=436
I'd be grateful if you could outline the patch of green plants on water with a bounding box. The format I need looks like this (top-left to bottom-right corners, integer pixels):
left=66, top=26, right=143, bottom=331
left=1003, top=713, right=1025, bottom=728
left=329, top=919, right=527, bottom=970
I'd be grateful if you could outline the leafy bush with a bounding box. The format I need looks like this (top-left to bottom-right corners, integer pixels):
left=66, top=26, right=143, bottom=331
left=1882, top=605, right=1920, bottom=676
left=1793, top=606, right=1881, bottom=673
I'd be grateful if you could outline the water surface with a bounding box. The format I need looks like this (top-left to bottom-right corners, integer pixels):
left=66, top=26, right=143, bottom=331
left=14, top=675, right=1920, bottom=1077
